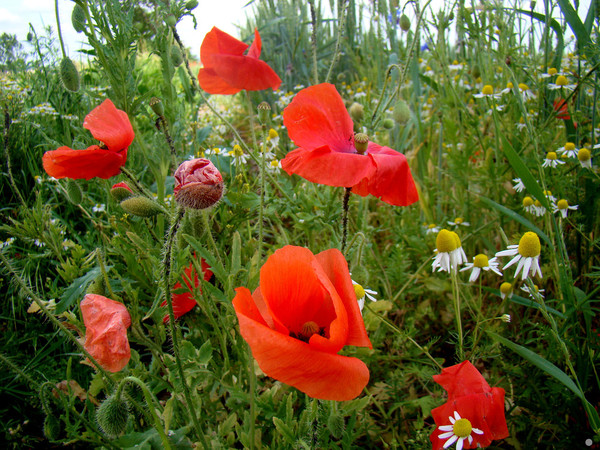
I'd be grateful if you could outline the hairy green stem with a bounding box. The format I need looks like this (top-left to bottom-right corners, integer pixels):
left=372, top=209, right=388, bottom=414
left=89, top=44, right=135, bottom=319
left=54, top=0, right=67, bottom=58
left=341, top=187, right=352, bottom=253
left=307, top=0, right=319, bottom=84
left=325, top=0, right=348, bottom=83
left=3, top=109, right=26, bottom=207
left=451, top=268, right=464, bottom=361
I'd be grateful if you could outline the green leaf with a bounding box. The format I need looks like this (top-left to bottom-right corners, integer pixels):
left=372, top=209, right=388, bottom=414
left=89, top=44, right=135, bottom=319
left=487, top=331, right=583, bottom=399
left=55, top=267, right=110, bottom=314
left=513, top=9, right=564, bottom=69
left=555, top=0, right=592, bottom=56
left=273, top=417, right=296, bottom=444
left=479, top=197, right=551, bottom=246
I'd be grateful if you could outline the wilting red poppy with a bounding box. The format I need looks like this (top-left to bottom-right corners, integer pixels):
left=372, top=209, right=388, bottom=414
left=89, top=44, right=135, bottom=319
left=162, top=258, right=213, bottom=323
left=80, top=294, right=131, bottom=373
left=553, top=98, right=570, bottom=120
left=281, top=83, right=418, bottom=206
left=42, top=99, right=134, bottom=180
left=197, top=27, right=282, bottom=95
left=173, top=158, right=224, bottom=209
left=430, top=361, right=508, bottom=449
left=232, top=245, right=372, bottom=401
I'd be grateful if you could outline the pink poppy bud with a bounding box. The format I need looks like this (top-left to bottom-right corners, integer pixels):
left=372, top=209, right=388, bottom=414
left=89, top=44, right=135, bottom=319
left=173, top=158, right=224, bottom=209
left=80, top=294, right=131, bottom=373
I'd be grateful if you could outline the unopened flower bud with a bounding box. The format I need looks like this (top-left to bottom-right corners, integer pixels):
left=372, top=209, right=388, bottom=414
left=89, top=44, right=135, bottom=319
left=170, top=44, right=183, bottom=67
left=165, top=14, right=177, bottom=27
left=392, top=99, right=411, bottom=124
left=110, top=182, right=133, bottom=202
left=44, top=415, right=61, bottom=441
left=471, top=64, right=481, bottom=80
left=382, top=118, right=395, bottom=129
left=174, top=158, right=224, bottom=210
left=500, top=314, right=511, bottom=323
left=149, top=97, right=164, bottom=117
left=399, top=14, right=411, bottom=32
left=66, top=179, right=82, bottom=204
left=257, top=101, right=271, bottom=124
left=96, top=394, right=129, bottom=438
left=348, top=102, right=364, bottom=123
left=27, top=32, right=34, bottom=42
left=354, top=133, right=369, bottom=154
left=186, top=0, right=199, bottom=10
left=71, top=5, right=87, bottom=33
left=120, top=196, right=164, bottom=217
left=60, top=57, right=80, bottom=92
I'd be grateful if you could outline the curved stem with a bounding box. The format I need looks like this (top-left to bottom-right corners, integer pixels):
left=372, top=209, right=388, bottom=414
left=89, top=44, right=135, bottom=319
left=341, top=187, right=352, bottom=253
left=451, top=269, right=464, bottom=361
left=54, top=0, right=67, bottom=58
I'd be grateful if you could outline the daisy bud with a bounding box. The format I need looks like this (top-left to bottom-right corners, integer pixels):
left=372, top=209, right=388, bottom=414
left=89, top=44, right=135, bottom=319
left=399, top=14, right=411, bottom=31
left=257, top=101, right=271, bottom=124
left=349, top=102, right=364, bottom=123
left=60, top=57, right=80, bottom=92
left=174, top=158, right=224, bottom=210
left=170, top=44, right=183, bottom=67
left=96, top=394, right=129, bottom=438
left=110, top=182, right=133, bottom=202
left=500, top=314, right=511, bottom=323
left=354, top=133, right=369, bottom=154
left=149, top=97, right=164, bottom=117
left=71, top=4, right=87, bottom=33
left=120, top=196, right=164, bottom=217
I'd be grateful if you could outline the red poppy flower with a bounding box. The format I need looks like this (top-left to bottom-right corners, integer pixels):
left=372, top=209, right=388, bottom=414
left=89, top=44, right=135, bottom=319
left=232, top=245, right=372, bottom=401
left=162, top=258, right=213, bottom=323
left=281, top=83, right=418, bottom=206
left=80, top=294, right=131, bottom=373
left=197, top=27, right=282, bottom=95
left=430, top=361, right=508, bottom=449
left=42, top=99, right=134, bottom=180
left=553, top=98, right=570, bottom=120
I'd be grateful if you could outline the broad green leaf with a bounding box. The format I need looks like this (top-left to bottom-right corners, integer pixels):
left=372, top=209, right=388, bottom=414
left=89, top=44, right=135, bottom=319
left=55, top=266, right=110, bottom=314
left=555, top=0, right=592, bottom=58
left=513, top=9, right=564, bottom=69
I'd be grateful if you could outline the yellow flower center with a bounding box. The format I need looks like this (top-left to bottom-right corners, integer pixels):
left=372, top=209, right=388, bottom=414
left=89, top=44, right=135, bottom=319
left=232, top=145, right=244, bottom=157
left=534, top=200, right=542, bottom=207
left=473, top=254, right=489, bottom=268
left=543, top=190, right=552, bottom=197
left=299, top=321, right=319, bottom=340
left=212, top=148, right=221, bottom=154
left=454, top=74, right=460, bottom=82
left=522, top=196, right=534, bottom=207
left=268, top=128, right=278, bottom=140
left=453, top=60, right=459, bottom=65
left=519, top=117, right=525, bottom=124
left=270, top=160, right=280, bottom=168
left=454, top=217, right=463, bottom=224
left=506, top=82, right=514, bottom=89
left=546, top=151, right=557, bottom=160
left=500, top=282, right=512, bottom=295
left=548, top=67, right=557, bottom=75
left=557, top=199, right=569, bottom=210
left=481, top=85, right=494, bottom=95
left=354, top=284, right=365, bottom=300
left=565, top=142, right=576, bottom=151
left=518, top=83, right=529, bottom=91
left=578, top=148, right=591, bottom=162
left=518, top=232, right=541, bottom=257
left=555, top=75, right=568, bottom=86
left=428, top=223, right=437, bottom=229
left=453, top=418, right=473, bottom=438
left=436, top=229, right=459, bottom=253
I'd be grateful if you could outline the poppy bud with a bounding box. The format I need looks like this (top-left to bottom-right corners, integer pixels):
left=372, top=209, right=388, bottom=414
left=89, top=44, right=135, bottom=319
left=71, top=5, right=87, bottom=33
left=110, top=182, right=133, bottom=202
left=348, top=102, right=364, bottom=123
left=392, top=99, right=411, bottom=124
left=174, top=158, right=224, bottom=210
left=60, top=57, right=80, bottom=92
left=471, top=64, right=481, bottom=80
left=149, top=97, right=164, bottom=117
left=66, top=179, right=82, bottom=204
left=257, top=101, right=271, bottom=124
left=354, top=133, right=369, bottom=154
left=165, top=14, right=177, bottom=27
left=86, top=275, right=106, bottom=296
left=327, top=412, right=345, bottom=439
left=96, top=394, right=129, bottom=438
left=382, top=118, right=395, bottom=129
left=186, top=0, right=198, bottom=10
left=120, top=196, right=164, bottom=217
left=399, top=14, right=411, bottom=32
left=27, top=32, right=34, bottom=42
left=43, top=415, right=61, bottom=441
left=170, top=44, right=183, bottom=67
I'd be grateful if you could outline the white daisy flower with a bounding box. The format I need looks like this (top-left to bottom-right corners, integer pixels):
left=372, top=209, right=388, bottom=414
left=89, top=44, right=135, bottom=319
left=460, top=254, right=502, bottom=282
left=425, top=224, right=441, bottom=234
left=543, top=190, right=556, bottom=203
left=436, top=411, right=484, bottom=450
left=432, top=229, right=467, bottom=273
left=228, top=145, right=249, bottom=165
left=500, top=313, right=511, bottom=323
left=518, top=83, right=536, bottom=101
left=532, top=200, right=547, bottom=217
left=512, top=178, right=525, bottom=192
left=496, top=232, right=542, bottom=280
left=521, top=283, right=545, bottom=299
left=539, top=67, right=559, bottom=79
left=266, top=159, right=282, bottom=172
left=542, top=151, right=565, bottom=168
left=267, top=128, right=280, bottom=148
left=577, top=148, right=593, bottom=169
left=556, top=142, right=578, bottom=158
left=499, top=282, right=513, bottom=300
left=352, top=280, right=378, bottom=312
left=548, top=75, right=576, bottom=90
left=553, top=199, right=578, bottom=218
left=499, top=81, right=514, bottom=95
left=473, top=85, right=502, bottom=99
left=516, top=117, right=528, bottom=131
left=447, top=217, right=470, bottom=227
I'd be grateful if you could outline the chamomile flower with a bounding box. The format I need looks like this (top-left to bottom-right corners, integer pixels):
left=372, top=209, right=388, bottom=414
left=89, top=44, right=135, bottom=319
left=553, top=199, right=578, bottom=218
left=556, top=142, right=578, bottom=158
left=436, top=411, right=484, bottom=450
left=512, top=178, right=525, bottom=192
left=522, top=196, right=536, bottom=214
left=267, top=128, right=280, bottom=148
left=499, top=81, right=514, bottom=95
left=460, top=254, right=502, bottom=282
left=473, top=85, right=501, bottom=99
left=499, top=282, right=513, bottom=300
left=518, top=83, right=536, bottom=101
left=539, top=67, right=558, bottom=78
left=228, top=145, right=249, bottom=165
left=352, top=280, right=378, bottom=312
left=532, top=200, right=546, bottom=217
left=577, top=148, right=592, bottom=169
left=432, top=229, right=467, bottom=273
left=500, top=314, right=511, bottom=323
left=447, top=217, right=470, bottom=227
left=496, top=232, right=542, bottom=280
left=266, top=159, right=282, bottom=172
left=516, top=117, right=527, bottom=131
left=548, top=75, right=576, bottom=90
left=542, top=151, right=565, bottom=168
left=543, top=190, right=556, bottom=203
left=426, top=223, right=441, bottom=234
left=521, top=284, right=545, bottom=299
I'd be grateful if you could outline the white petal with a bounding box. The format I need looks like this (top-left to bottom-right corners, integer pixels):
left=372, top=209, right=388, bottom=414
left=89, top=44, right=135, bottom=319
left=453, top=411, right=462, bottom=421
left=439, top=431, right=455, bottom=439
left=468, top=435, right=473, bottom=444
left=469, top=267, right=481, bottom=283
left=456, top=437, right=465, bottom=450
left=503, top=254, right=521, bottom=270
left=472, top=427, right=484, bottom=434
left=521, top=257, right=532, bottom=280
left=532, top=257, right=543, bottom=278
left=513, top=256, right=526, bottom=279
left=438, top=425, right=454, bottom=432
left=443, top=435, right=459, bottom=449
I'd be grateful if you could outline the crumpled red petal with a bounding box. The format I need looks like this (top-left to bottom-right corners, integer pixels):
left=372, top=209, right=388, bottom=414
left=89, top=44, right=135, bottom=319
left=162, top=258, right=212, bottom=323
left=80, top=294, right=131, bottom=373
left=42, top=145, right=127, bottom=180
left=283, top=83, right=354, bottom=152
left=83, top=99, right=134, bottom=152
left=433, top=360, right=492, bottom=399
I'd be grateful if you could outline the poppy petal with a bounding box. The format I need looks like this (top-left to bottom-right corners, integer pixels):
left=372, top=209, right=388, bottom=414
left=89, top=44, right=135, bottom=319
left=198, top=68, right=242, bottom=95
left=283, top=83, right=355, bottom=152
left=208, top=54, right=281, bottom=92
left=233, top=293, right=369, bottom=401
left=281, top=145, right=376, bottom=188
left=433, top=360, right=492, bottom=399
left=42, top=145, right=126, bottom=180
left=83, top=99, right=134, bottom=152
left=315, top=249, right=372, bottom=349
left=351, top=144, right=419, bottom=206
left=247, top=28, right=262, bottom=59
left=201, top=27, right=248, bottom=67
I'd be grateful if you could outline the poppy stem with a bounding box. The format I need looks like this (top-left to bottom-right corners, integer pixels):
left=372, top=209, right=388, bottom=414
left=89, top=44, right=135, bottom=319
left=341, top=187, right=352, bottom=253
left=307, top=0, right=319, bottom=84
left=451, top=269, right=464, bottom=361
left=325, top=0, right=348, bottom=84
left=2, top=109, right=26, bottom=207
left=162, top=208, right=208, bottom=448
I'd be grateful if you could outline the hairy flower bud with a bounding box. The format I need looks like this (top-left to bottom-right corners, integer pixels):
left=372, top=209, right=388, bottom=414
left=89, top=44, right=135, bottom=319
left=60, top=57, right=80, bottom=92
left=348, top=102, right=364, bottom=123
left=71, top=5, right=87, bottom=33
left=66, top=179, right=82, bottom=204
left=186, top=0, right=199, bottom=10
left=165, top=14, right=177, bottom=27
left=174, top=158, right=224, bottom=209
left=382, top=118, right=395, bottom=129
left=96, top=394, right=129, bottom=438
left=392, top=99, right=411, bottom=124
left=170, top=44, right=183, bottom=67
left=120, top=196, right=164, bottom=217
left=149, top=97, right=164, bottom=117
left=257, top=101, right=271, bottom=124
left=399, top=14, right=411, bottom=32
left=110, top=182, right=133, bottom=202
left=44, top=415, right=61, bottom=441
